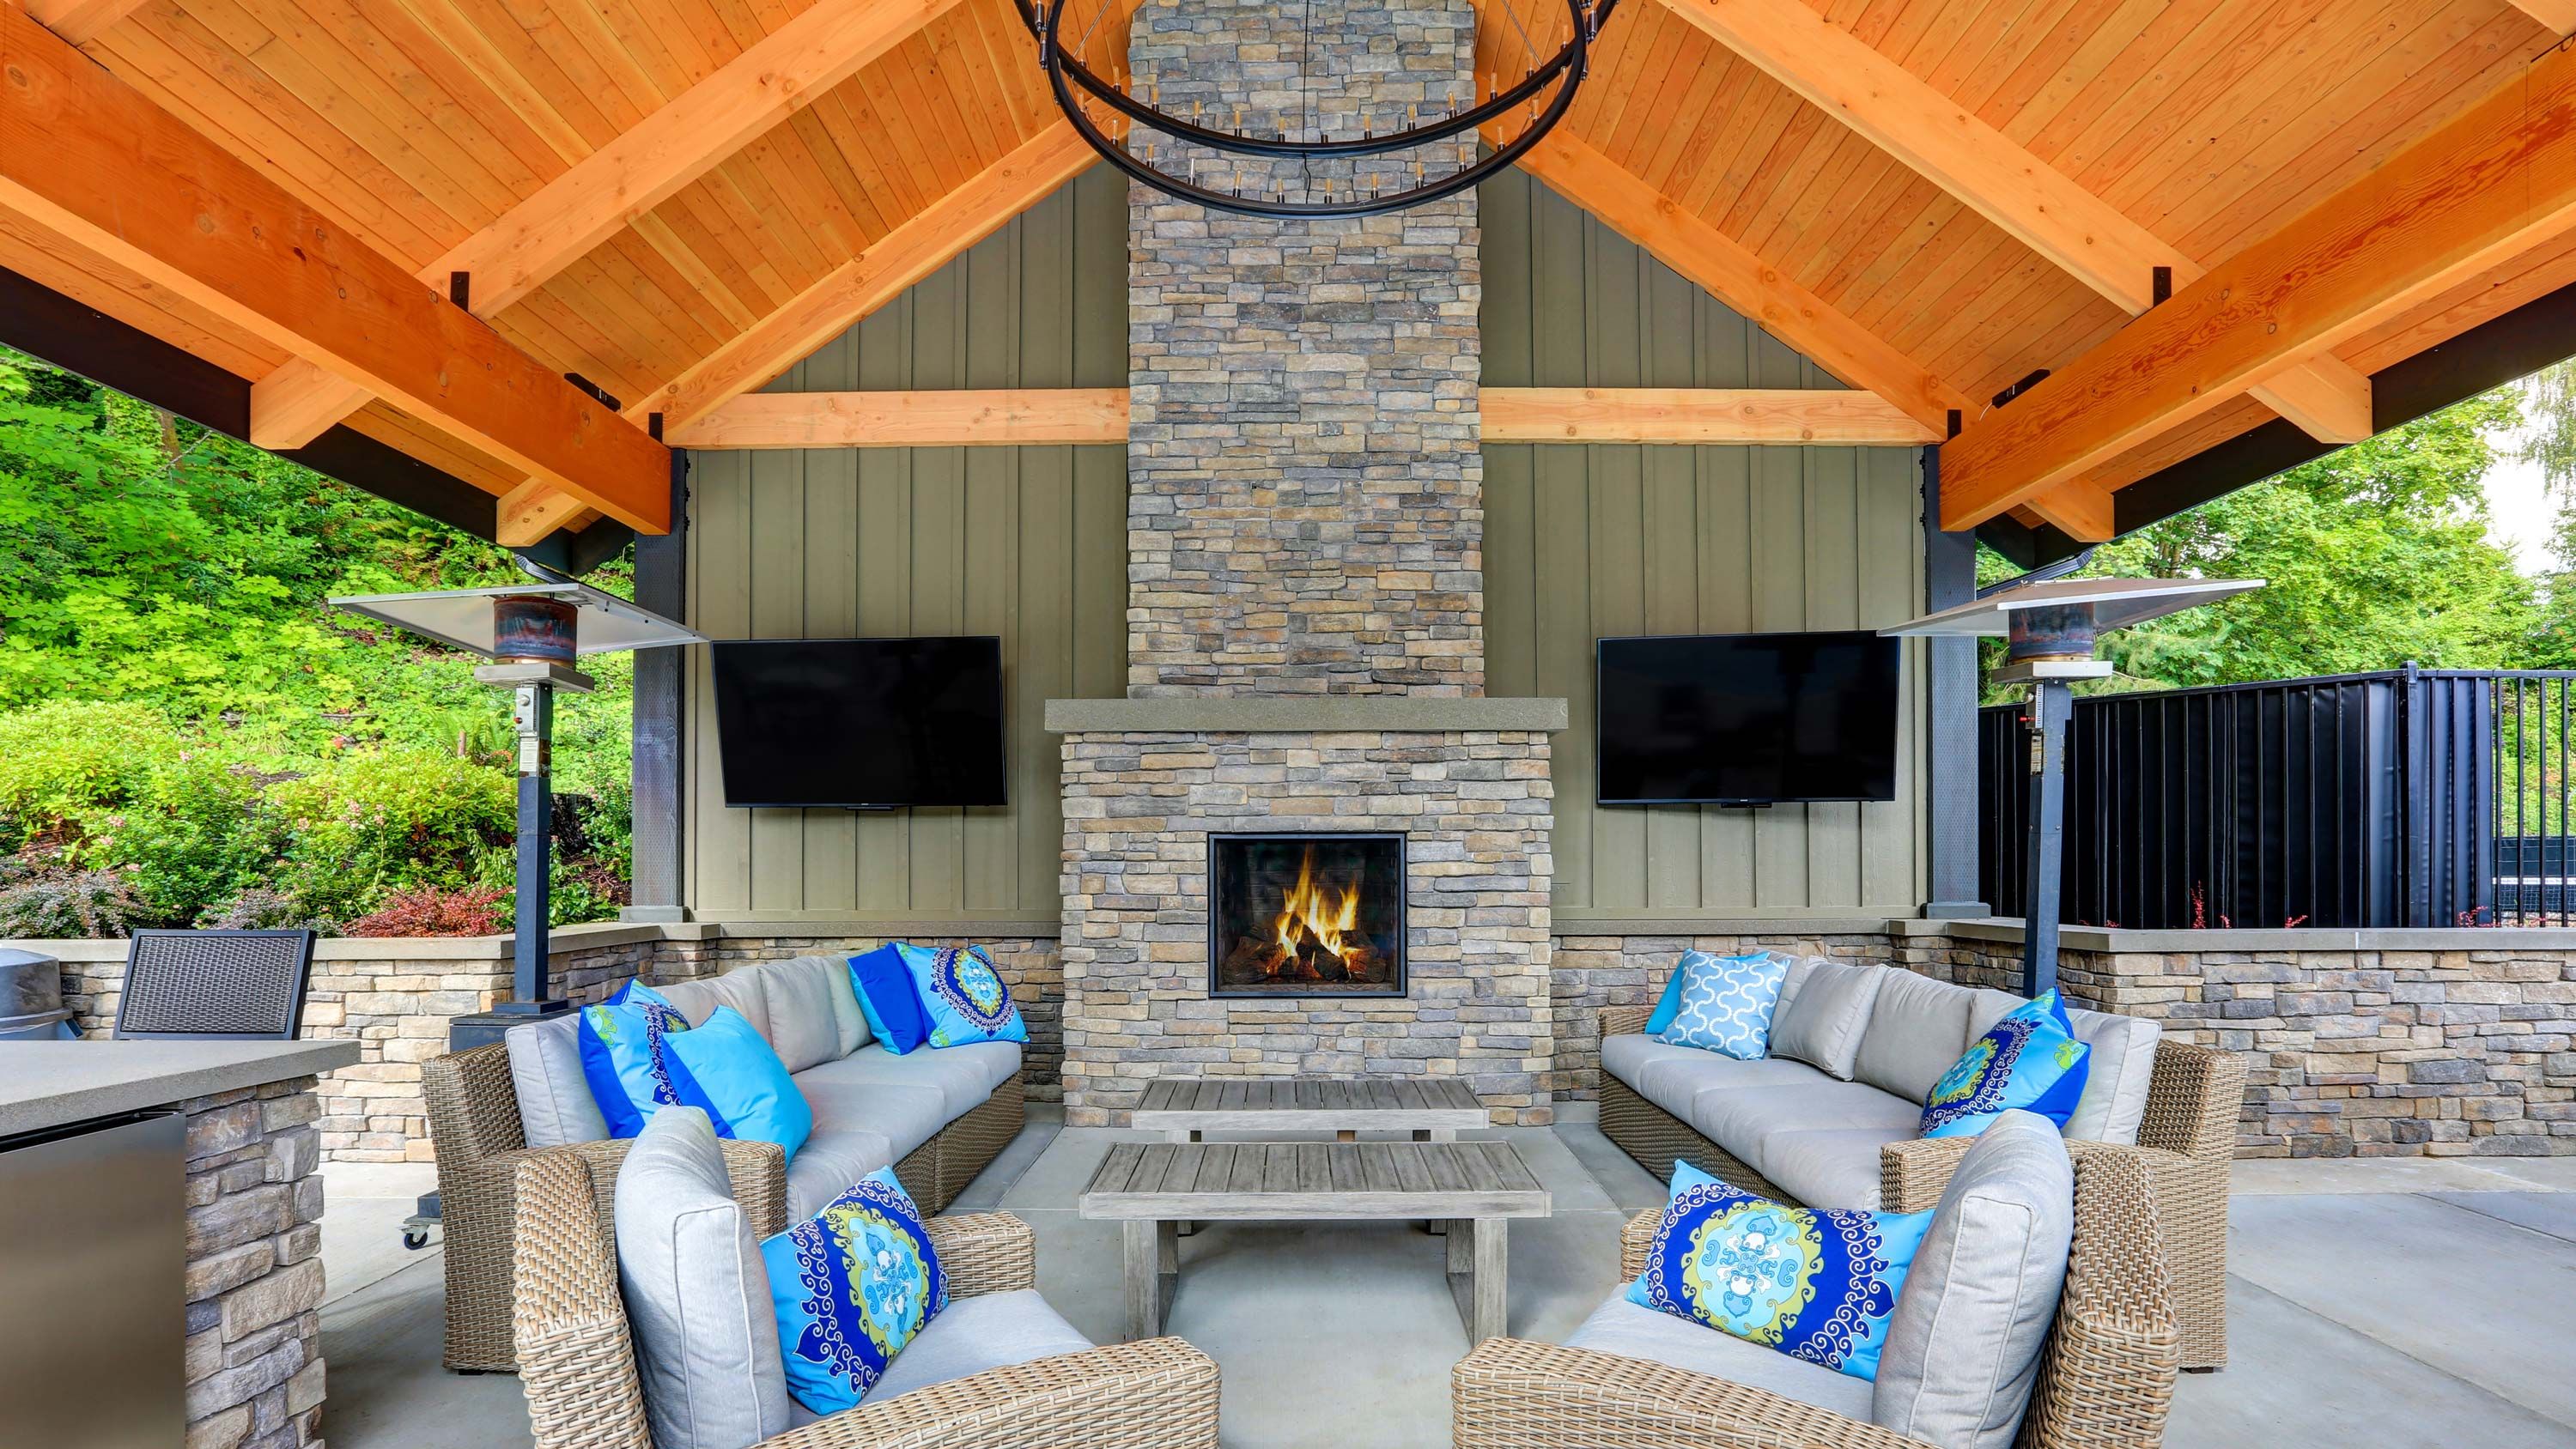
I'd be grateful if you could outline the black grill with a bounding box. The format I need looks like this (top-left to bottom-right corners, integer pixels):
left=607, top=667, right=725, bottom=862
left=113, top=930, right=316, bottom=1040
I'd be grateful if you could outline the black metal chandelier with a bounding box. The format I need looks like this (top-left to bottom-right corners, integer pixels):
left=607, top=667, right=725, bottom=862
left=1016, top=0, right=1618, bottom=219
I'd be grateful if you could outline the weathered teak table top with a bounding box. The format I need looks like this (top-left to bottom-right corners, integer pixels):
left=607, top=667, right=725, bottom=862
left=1128, top=1076, right=1489, bottom=1140
left=1078, top=1140, right=1550, bottom=1344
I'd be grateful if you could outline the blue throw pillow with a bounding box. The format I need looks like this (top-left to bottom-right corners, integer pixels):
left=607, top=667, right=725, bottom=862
left=1627, top=1162, right=1932, bottom=1381
left=761, top=1167, right=947, bottom=1414
left=663, top=1006, right=814, bottom=1161
left=1654, top=951, right=1790, bottom=1060
left=894, top=943, right=1029, bottom=1049
left=577, top=980, right=728, bottom=1139
left=1643, top=950, right=1788, bottom=1036
left=1920, top=989, right=2091, bottom=1140
left=847, top=946, right=930, bottom=1055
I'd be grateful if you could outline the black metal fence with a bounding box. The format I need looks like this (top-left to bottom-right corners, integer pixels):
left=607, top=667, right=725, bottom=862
left=1979, top=669, right=2576, bottom=930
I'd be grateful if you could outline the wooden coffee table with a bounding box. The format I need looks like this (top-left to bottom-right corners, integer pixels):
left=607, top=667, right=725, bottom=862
left=1078, top=1140, right=1550, bottom=1343
left=1130, top=1076, right=1490, bottom=1142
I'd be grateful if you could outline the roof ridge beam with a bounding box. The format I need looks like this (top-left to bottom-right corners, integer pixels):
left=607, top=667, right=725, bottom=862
left=248, top=0, right=972, bottom=451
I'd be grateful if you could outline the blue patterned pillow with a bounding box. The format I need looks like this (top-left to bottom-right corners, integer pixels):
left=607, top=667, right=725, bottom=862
left=1653, top=951, right=1789, bottom=1060
left=577, top=981, right=729, bottom=1139
left=1626, top=1162, right=1932, bottom=1381
left=760, top=1168, right=948, bottom=1414
left=894, top=943, right=1029, bottom=1049
left=1920, top=990, right=2091, bottom=1139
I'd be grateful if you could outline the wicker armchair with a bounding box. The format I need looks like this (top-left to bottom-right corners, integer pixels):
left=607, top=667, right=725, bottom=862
left=1453, top=1149, right=2179, bottom=1449
left=512, top=1150, right=1223, bottom=1449
left=1597, top=1002, right=2244, bottom=1370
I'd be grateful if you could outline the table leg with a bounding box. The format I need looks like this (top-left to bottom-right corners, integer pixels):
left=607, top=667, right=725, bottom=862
left=1471, top=1217, right=1507, bottom=1343
left=1122, top=1220, right=1162, bottom=1340
left=1158, top=1218, right=1180, bottom=1325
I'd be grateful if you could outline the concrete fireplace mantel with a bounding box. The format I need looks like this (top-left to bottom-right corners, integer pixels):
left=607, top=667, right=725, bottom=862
left=1043, top=697, right=1569, bottom=734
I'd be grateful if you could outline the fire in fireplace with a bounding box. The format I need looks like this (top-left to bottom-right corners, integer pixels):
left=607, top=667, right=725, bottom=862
left=1208, top=832, right=1406, bottom=997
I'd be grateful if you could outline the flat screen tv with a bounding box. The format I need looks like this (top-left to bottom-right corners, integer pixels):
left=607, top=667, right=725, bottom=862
left=1595, top=631, right=1899, bottom=806
left=710, top=637, right=1006, bottom=809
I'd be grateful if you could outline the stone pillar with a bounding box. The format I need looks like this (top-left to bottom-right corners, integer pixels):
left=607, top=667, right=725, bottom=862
left=181, top=1076, right=328, bottom=1449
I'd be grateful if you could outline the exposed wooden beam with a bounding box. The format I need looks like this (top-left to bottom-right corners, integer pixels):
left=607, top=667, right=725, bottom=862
left=2510, top=0, right=2576, bottom=34
left=248, top=0, right=972, bottom=450
left=1515, top=130, right=1970, bottom=432
left=2015, top=478, right=2115, bottom=543
left=1941, top=38, right=2576, bottom=530
left=1481, top=386, right=1936, bottom=444
left=1654, top=0, right=2369, bottom=445
left=0, top=4, right=671, bottom=531
left=496, top=123, right=1096, bottom=544
left=23, top=0, right=149, bottom=45
left=665, top=385, right=1941, bottom=448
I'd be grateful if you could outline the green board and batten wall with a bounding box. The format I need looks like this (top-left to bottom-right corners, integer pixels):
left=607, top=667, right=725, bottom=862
left=679, top=165, right=1929, bottom=925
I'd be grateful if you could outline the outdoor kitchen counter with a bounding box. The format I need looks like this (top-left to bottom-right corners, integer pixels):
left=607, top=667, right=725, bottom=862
left=0, top=1038, right=359, bottom=1449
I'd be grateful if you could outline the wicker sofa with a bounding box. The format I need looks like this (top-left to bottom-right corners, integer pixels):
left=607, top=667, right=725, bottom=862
left=510, top=1142, right=1221, bottom=1449
left=1595, top=970, right=2244, bottom=1371
left=1453, top=1145, right=2178, bottom=1449
left=423, top=955, right=1028, bottom=1373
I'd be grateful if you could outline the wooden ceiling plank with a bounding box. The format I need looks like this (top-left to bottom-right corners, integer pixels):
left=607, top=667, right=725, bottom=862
left=258, top=0, right=535, bottom=216
left=0, top=3, right=670, bottom=527
left=1517, top=130, right=1971, bottom=431
left=1940, top=35, right=2576, bottom=530
left=245, top=0, right=970, bottom=449
left=495, top=120, right=1095, bottom=544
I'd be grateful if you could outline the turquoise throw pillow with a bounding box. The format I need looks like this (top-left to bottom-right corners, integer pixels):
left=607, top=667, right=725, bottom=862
left=761, top=1167, right=947, bottom=1414
left=1626, top=1161, right=1932, bottom=1381
left=1920, top=989, right=2091, bottom=1140
left=663, top=1006, right=814, bottom=1162
left=894, top=943, right=1029, bottom=1049
left=577, top=980, right=727, bottom=1139
left=1654, top=951, right=1790, bottom=1060
left=847, top=945, right=930, bottom=1055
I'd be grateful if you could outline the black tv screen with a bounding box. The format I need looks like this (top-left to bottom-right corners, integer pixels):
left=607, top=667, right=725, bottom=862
left=1595, top=632, right=1899, bottom=805
left=710, top=638, right=1005, bottom=809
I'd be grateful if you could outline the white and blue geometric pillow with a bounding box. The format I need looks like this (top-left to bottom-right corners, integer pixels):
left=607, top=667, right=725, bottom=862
left=893, top=943, right=1029, bottom=1049
left=1919, top=989, right=2091, bottom=1139
left=576, top=979, right=730, bottom=1139
left=760, top=1167, right=948, bottom=1414
left=1626, top=1161, right=1933, bottom=1382
left=1653, top=950, right=1790, bottom=1060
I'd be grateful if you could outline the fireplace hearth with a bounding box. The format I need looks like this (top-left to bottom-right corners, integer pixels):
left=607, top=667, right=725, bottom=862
left=1209, top=832, right=1406, bottom=997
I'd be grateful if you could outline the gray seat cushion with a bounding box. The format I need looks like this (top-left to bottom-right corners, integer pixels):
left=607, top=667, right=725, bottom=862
left=2062, top=1007, right=2160, bottom=1145
left=795, top=1043, right=1019, bottom=1118
left=1684, top=1078, right=1917, bottom=1210
left=1757, top=1127, right=1909, bottom=1211
left=756, top=957, right=851, bottom=1074
left=861, top=1288, right=1093, bottom=1405
left=1607, top=1038, right=1830, bottom=1122
left=797, top=1079, right=948, bottom=1166
left=1870, top=1110, right=2075, bottom=1449
left=1852, top=970, right=1977, bottom=1104
left=612, top=1107, right=789, bottom=1449
left=1564, top=1294, right=1874, bottom=1422
left=1768, top=961, right=1886, bottom=1081
left=781, top=1126, right=901, bottom=1220
left=507, top=1012, right=606, bottom=1149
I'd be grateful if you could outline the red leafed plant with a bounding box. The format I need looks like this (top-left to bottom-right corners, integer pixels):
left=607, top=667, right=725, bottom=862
left=344, top=885, right=507, bottom=938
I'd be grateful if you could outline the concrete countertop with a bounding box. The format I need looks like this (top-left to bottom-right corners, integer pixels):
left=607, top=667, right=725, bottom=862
left=0, top=1039, right=361, bottom=1138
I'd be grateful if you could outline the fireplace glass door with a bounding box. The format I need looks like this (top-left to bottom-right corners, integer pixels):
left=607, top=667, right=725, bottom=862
left=1208, top=832, right=1406, bottom=997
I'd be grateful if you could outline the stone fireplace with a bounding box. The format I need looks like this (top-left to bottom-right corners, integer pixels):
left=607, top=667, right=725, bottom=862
left=1047, top=0, right=1563, bottom=1127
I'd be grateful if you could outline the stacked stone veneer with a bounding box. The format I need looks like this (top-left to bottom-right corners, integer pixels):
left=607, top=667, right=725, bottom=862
left=180, top=1076, right=329, bottom=1449
left=1058, top=729, right=1553, bottom=1124
left=1126, top=0, right=1483, bottom=694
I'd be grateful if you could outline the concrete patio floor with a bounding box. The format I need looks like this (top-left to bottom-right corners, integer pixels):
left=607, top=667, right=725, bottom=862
left=317, top=1119, right=2576, bottom=1449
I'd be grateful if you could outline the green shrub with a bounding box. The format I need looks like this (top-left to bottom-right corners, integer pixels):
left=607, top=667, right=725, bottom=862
left=269, top=746, right=515, bottom=923
left=92, top=754, right=290, bottom=925
left=0, top=869, right=152, bottom=938
left=0, top=700, right=182, bottom=835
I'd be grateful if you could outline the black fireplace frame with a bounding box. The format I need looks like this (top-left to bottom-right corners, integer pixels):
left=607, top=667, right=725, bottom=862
left=1206, top=830, right=1409, bottom=1000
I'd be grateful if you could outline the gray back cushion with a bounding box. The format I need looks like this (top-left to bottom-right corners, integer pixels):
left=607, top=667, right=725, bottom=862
left=1853, top=970, right=1977, bottom=1103
left=2062, top=1007, right=2160, bottom=1144
left=507, top=1012, right=606, bottom=1149
left=756, top=957, right=848, bottom=1074
left=823, top=955, right=871, bottom=1056
left=660, top=968, right=774, bottom=1041
left=1870, top=1110, right=2075, bottom=1449
left=613, top=1107, right=789, bottom=1449
left=1767, top=961, right=1886, bottom=1081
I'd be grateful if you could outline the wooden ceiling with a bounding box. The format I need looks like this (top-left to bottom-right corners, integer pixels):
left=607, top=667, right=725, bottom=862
left=5, top=0, right=2575, bottom=550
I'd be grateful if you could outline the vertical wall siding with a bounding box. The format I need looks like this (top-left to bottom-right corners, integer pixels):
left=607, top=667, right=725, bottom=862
left=684, top=167, right=1129, bottom=922
left=1481, top=169, right=1929, bottom=919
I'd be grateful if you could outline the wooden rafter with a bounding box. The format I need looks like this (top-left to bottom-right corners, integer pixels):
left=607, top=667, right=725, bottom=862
left=1654, top=0, right=2372, bottom=446
left=663, top=385, right=1932, bottom=447
left=22, top=0, right=149, bottom=45
left=1941, top=37, right=2576, bottom=530
left=248, top=0, right=974, bottom=451
left=497, top=122, right=1097, bottom=543
left=1514, top=130, right=1970, bottom=433
left=2510, top=0, right=2576, bottom=33
left=0, top=3, right=671, bottom=531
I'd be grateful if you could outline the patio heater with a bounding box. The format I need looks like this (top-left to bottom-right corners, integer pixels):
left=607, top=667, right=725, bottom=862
left=1881, top=576, right=2260, bottom=995
left=331, top=565, right=704, bottom=1050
